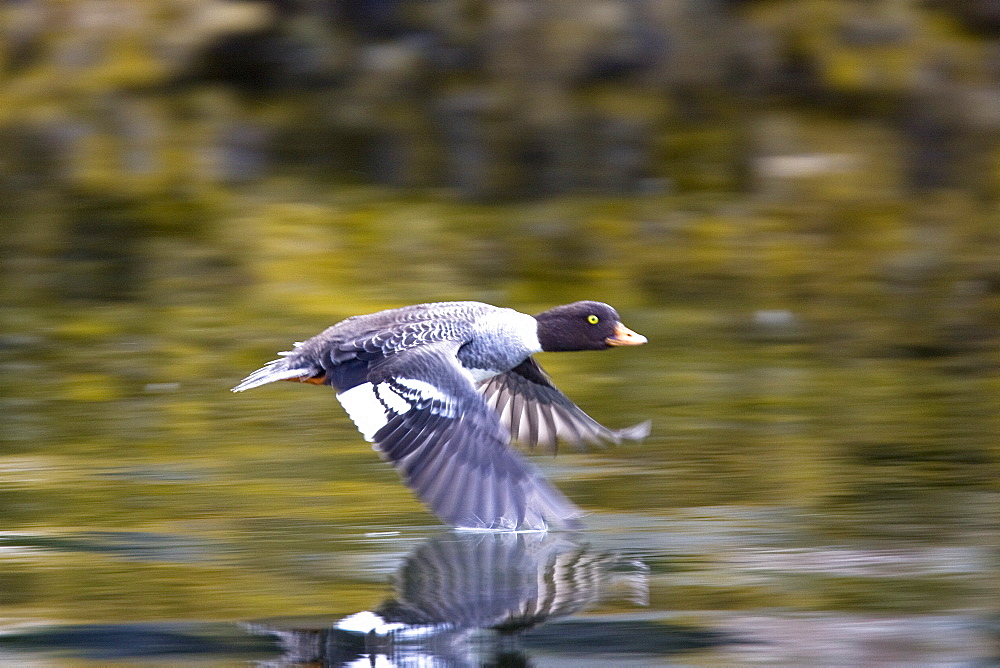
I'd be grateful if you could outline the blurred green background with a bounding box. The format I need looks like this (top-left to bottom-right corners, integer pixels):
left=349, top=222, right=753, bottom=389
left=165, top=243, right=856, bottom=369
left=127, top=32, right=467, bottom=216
left=1, top=0, right=999, bottom=663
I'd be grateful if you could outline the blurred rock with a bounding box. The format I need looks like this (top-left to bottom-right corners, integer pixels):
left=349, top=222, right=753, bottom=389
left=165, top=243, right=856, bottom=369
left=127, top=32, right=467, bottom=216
left=1, top=0, right=999, bottom=203
left=726, top=23, right=783, bottom=97
left=962, top=42, right=1000, bottom=132
left=902, top=57, right=968, bottom=193
left=644, top=0, right=729, bottom=88
left=3, top=0, right=49, bottom=72
left=434, top=91, right=500, bottom=200
left=589, top=116, right=653, bottom=194
left=838, top=14, right=914, bottom=47
left=949, top=0, right=1000, bottom=31
left=198, top=29, right=294, bottom=92
left=580, top=6, right=669, bottom=83
left=218, top=121, right=270, bottom=183
left=169, top=1, right=276, bottom=74
left=756, top=153, right=858, bottom=180
left=746, top=308, right=805, bottom=342
left=335, top=0, right=410, bottom=40
left=519, top=125, right=584, bottom=198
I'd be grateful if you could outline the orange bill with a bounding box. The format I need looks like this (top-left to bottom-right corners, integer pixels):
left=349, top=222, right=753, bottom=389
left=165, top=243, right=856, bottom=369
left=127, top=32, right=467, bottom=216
left=606, top=322, right=648, bottom=346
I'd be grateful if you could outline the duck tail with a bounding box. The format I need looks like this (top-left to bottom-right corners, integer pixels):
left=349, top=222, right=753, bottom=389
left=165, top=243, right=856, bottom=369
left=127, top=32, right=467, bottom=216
left=231, top=353, right=321, bottom=392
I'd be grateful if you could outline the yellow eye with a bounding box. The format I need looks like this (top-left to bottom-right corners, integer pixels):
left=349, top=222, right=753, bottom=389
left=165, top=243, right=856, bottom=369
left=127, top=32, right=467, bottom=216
left=587, top=314, right=600, bottom=324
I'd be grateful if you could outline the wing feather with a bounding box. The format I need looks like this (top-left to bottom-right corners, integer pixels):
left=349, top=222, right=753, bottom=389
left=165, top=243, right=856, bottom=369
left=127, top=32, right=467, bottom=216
left=339, top=343, right=582, bottom=530
left=478, top=358, right=651, bottom=452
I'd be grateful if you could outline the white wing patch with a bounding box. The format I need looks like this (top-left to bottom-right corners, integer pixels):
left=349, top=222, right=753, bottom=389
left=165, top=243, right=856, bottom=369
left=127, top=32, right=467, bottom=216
left=375, top=382, right=412, bottom=416
left=393, top=378, right=458, bottom=417
left=337, top=378, right=459, bottom=441
left=337, top=383, right=400, bottom=441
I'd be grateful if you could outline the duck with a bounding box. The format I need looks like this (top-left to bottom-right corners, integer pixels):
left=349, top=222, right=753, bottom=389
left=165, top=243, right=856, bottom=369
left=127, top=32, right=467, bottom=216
left=232, top=300, right=650, bottom=531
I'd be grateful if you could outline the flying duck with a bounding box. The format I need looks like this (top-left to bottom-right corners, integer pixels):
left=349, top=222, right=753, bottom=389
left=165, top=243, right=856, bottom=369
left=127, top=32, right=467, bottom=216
left=232, top=301, right=650, bottom=531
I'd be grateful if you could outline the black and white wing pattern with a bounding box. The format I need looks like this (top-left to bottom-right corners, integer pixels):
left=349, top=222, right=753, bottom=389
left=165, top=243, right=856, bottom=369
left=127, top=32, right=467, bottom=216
left=479, top=358, right=651, bottom=452
left=335, top=342, right=583, bottom=531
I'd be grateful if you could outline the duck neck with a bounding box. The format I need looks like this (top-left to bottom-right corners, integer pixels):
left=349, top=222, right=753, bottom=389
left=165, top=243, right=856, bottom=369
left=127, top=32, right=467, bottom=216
left=534, top=309, right=573, bottom=352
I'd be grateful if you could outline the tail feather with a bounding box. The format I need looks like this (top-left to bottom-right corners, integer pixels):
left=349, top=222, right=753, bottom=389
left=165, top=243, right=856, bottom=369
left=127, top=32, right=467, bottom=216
left=232, top=359, right=316, bottom=392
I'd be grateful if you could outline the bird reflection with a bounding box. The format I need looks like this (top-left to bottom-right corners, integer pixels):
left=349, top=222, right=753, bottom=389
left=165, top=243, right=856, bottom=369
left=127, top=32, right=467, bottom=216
left=251, top=530, right=648, bottom=666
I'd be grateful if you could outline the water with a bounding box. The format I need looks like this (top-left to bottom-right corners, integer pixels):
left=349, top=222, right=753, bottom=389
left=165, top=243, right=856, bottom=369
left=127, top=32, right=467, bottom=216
left=1, top=193, right=998, bottom=665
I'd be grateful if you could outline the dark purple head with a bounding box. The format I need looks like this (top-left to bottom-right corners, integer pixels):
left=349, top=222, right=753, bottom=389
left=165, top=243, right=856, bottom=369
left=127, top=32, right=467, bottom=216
left=535, top=301, right=647, bottom=352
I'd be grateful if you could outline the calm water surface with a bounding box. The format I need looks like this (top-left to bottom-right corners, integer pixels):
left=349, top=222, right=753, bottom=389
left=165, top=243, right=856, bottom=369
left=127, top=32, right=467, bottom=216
left=1, top=208, right=998, bottom=665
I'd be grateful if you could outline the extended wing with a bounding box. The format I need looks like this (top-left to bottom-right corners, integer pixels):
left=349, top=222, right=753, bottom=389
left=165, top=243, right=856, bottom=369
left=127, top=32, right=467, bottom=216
left=336, top=343, right=583, bottom=530
left=478, top=358, right=651, bottom=452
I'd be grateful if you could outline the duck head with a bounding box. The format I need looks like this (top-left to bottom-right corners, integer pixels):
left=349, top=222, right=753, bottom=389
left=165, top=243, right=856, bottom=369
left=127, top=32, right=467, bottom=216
left=535, top=301, right=647, bottom=352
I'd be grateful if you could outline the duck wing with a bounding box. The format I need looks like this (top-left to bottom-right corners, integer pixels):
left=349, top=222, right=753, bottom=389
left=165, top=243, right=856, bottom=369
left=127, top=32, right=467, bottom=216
left=336, top=341, right=583, bottom=531
left=231, top=302, right=494, bottom=392
left=478, top=358, right=651, bottom=452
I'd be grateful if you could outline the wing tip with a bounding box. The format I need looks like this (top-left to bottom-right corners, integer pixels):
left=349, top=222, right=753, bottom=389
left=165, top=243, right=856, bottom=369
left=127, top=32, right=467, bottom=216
left=616, top=419, right=652, bottom=442
left=451, top=509, right=585, bottom=533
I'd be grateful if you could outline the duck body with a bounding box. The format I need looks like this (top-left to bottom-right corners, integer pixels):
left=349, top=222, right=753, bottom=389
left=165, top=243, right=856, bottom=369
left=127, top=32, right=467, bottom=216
left=233, top=300, right=649, bottom=531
